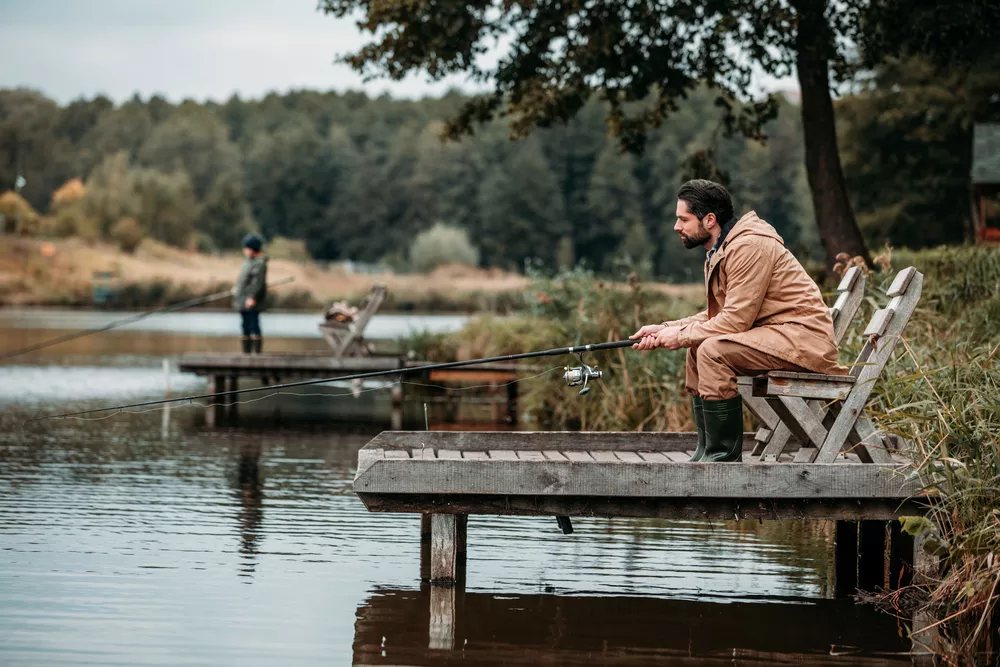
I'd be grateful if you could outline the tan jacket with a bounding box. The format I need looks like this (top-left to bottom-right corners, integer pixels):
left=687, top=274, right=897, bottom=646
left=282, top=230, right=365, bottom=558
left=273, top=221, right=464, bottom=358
left=666, top=211, right=846, bottom=375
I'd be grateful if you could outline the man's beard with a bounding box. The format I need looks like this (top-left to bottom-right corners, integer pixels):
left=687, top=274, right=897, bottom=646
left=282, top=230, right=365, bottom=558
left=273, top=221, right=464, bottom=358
left=680, top=221, right=711, bottom=249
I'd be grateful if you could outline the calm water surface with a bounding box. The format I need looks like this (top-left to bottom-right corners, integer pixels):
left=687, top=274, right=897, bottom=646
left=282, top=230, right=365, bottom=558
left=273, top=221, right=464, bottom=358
left=0, top=310, right=912, bottom=665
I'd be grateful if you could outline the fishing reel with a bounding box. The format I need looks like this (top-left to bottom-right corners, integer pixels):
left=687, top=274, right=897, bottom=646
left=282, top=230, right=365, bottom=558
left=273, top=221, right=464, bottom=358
left=563, top=353, right=602, bottom=396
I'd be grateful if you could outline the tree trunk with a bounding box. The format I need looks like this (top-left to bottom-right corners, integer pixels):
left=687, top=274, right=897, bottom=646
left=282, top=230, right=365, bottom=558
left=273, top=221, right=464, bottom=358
left=794, top=0, right=872, bottom=273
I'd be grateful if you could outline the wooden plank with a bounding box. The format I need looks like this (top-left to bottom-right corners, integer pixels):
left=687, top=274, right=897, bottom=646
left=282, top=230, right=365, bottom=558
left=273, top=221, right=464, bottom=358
left=850, top=417, right=894, bottom=465
left=411, top=448, right=437, bottom=460
left=764, top=371, right=858, bottom=382
left=763, top=375, right=855, bottom=401
left=358, top=493, right=932, bottom=521
left=664, top=451, right=690, bottom=463
left=437, top=449, right=462, bottom=460
left=488, top=450, right=519, bottom=461
left=516, top=451, right=547, bottom=461
left=638, top=451, right=670, bottom=463
left=837, top=265, right=862, bottom=292
left=355, top=459, right=923, bottom=499
left=564, top=451, right=594, bottom=462
left=614, top=452, right=644, bottom=463
left=863, top=308, right=894, bottom=337
left=886, top=267, right=916, bottom=297
left=589, top=451, right=619, bottom=463
left=384, top=450, right=410, bottom=459
left=769, top=396, right=829, bottom=449
left=542, top=451, right=568, bottom=461
left=461, top=451, right=489, bottom=460
left=362, top=430, right=756, bottom=453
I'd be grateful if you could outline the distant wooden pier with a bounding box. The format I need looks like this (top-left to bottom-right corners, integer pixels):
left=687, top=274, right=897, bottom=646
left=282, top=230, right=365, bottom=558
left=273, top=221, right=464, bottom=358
left=178, top=353, right=522, bottom=427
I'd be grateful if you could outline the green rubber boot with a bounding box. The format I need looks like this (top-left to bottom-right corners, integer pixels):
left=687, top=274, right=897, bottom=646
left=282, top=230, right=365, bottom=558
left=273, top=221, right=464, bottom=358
left=702, top=395, right=744, bottom=462
left=689, top=396, right=707, bottom=462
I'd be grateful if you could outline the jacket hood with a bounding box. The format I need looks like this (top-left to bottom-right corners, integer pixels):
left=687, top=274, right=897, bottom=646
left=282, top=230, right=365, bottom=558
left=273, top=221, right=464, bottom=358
left=726, top=211, right=784, bottom=247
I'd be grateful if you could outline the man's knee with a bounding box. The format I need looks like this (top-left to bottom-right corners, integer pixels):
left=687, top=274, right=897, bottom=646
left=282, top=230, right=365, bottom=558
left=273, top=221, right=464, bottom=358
left=696, top=337, right=727, bottom=365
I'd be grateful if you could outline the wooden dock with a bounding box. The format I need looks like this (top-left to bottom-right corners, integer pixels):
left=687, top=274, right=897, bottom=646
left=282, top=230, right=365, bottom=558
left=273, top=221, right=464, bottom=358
left=352, top=429, right=938, bottom=655
left=178, top=353, right=523, bottom=427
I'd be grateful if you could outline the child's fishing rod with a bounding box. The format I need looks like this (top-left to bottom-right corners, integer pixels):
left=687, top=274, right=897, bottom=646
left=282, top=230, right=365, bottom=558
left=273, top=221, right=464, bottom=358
left=31, top=339, right=635, bottom=422
left=1, top=277, right=295, bottom=361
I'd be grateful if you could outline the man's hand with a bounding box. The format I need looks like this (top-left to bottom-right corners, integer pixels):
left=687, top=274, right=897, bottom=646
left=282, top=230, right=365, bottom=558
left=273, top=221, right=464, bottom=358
left=245, top=297, right=256, bottom=309
left=631, top=325, right=681, bottom=351
left=630, top=324, right=665, bottom=350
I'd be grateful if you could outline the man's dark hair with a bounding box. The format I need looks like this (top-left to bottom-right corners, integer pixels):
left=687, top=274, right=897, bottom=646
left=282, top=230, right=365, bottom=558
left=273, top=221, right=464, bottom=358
left=677, top=179, right=734, bottom=225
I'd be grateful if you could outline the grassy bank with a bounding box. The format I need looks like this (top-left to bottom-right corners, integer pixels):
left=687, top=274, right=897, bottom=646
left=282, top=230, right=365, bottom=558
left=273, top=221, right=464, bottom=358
left=416, top=245, right=1000, bottom=662
left=0, top=237, right=702, bottom=313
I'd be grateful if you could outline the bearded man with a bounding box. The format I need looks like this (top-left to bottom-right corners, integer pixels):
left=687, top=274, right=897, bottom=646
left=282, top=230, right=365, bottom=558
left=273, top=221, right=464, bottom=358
left=630, top=179, right=845, bottom=462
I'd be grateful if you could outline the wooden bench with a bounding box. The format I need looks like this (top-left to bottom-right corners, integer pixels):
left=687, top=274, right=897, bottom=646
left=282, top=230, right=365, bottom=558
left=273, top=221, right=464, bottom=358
left=751, top=266, right=923, bottom=464
left=319, top=283, right=388, bottom=358
left=738, top=265, right=867, bottom=457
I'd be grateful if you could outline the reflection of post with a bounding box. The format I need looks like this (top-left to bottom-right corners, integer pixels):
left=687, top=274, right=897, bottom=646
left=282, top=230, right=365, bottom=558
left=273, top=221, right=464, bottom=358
left=911, top=530, right=941, bottom=660
left=428, top=584, right=456, bottom=650
left=161, top=358, right=171, bottom=438
left=833, top=520, right=858, bottom=597
left=390, top=383, right=403, bottom=430
left=506, top=380, right=518, bottom=425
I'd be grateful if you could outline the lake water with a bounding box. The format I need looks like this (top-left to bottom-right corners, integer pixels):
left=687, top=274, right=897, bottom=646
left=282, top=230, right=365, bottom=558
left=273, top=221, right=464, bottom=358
left=0, top=309, right=913, bottom=666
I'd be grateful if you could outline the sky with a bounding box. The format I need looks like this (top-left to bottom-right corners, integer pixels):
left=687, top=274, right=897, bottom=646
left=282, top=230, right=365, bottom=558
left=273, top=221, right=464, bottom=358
left=0, top=0, right=795, bottom=106
left=0, top=0, right=486, bottom=105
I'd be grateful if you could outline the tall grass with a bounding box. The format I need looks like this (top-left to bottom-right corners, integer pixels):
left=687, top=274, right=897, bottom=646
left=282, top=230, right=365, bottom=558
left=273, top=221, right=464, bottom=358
left=848, top=247, right=1000, bottom=665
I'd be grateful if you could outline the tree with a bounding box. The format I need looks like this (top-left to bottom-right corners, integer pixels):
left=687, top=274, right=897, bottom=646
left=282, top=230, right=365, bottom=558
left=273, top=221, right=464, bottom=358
left=582, top=141, right=646, bottom=271
left=0, top=89, right=75, bottom=211
left=197, top=172, right=257, bottom=251
left=409, top=222, right=480, bottom=272
left=476, top=138, right=569, bottom=270
left=82, top=152, right=140, bottom=234
left=243, top=121, right=340, bottom=243
left=319, top=0, right=874, bottom=271
left=133, top=168, right=199, bottom=248
left=137, top=110, right=241, bottom=199
left=838, top=56, right=1000, bottom=248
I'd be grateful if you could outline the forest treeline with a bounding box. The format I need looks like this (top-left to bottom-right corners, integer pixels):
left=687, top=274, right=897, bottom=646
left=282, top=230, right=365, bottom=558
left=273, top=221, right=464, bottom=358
left=0, top=56, right=992, bottom=281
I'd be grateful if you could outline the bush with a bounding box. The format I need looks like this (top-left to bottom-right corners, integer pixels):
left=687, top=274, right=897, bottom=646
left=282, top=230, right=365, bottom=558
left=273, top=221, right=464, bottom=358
left=54, top=204, right=100, bottom=241
left=0, top=191, right=40, bottom=235
left=267, top=236, right=311, bottom=263
left=110, top=217, right=144, bottom=253
left=409, top=222, right=480, bottom=273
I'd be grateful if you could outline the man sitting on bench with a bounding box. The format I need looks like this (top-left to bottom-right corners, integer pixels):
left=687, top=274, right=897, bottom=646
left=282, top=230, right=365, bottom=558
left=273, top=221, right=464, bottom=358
left=630, top=179, right=846, bottom=463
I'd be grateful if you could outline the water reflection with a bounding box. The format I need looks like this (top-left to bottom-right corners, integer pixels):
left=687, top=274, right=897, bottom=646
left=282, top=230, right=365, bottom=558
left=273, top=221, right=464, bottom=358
left=354, top=587, right=911, bottom=666
left=233, top=442, right=264, bottom=579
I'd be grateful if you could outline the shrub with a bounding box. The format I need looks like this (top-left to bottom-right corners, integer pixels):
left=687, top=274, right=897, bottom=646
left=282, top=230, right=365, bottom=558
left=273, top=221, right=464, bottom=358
left=0, top=191, right=40, bottom=235
left=409, top=222, right=480, bottom=273
left=110, top=217, right=144, bottom=253
left=267, top=236, right=311, bottom=263
left=53, top=204, right=100, bottom=241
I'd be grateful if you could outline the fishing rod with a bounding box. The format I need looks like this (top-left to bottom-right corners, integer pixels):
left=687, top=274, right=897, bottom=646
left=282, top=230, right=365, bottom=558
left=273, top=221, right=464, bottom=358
left=1, top=277, right=296, bottom=362
left=31, top=339, right=636, bottom=422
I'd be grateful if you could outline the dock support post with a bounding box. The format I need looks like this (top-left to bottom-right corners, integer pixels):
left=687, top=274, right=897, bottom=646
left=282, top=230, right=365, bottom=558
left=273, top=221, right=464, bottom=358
left=427, top=513, right=467, bottom=584
left=391, top=383, right=404, bottom=430
left=858, top=520, right=887, bottom=592
left=419, top=514, right=432, bottom=581
left=834, top=520, right=858, bottom=597
left=228, top=376, right=239, bottom=420
left=506, top=380, right=518, bottom=425
left=207, top=375, right=224, bottom=427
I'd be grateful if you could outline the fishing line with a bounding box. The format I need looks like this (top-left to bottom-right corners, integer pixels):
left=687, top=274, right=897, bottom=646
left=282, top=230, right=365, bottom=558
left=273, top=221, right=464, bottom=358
left=30, top=340, right=634, bottom=422
left=61, top=366, right=566, bottom=422
left=0, top=277, right=295, bottom=361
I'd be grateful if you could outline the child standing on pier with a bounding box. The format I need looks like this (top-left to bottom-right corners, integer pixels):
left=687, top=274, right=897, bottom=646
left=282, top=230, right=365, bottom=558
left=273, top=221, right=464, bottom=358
left=234, top=234, right=268, bottom=355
